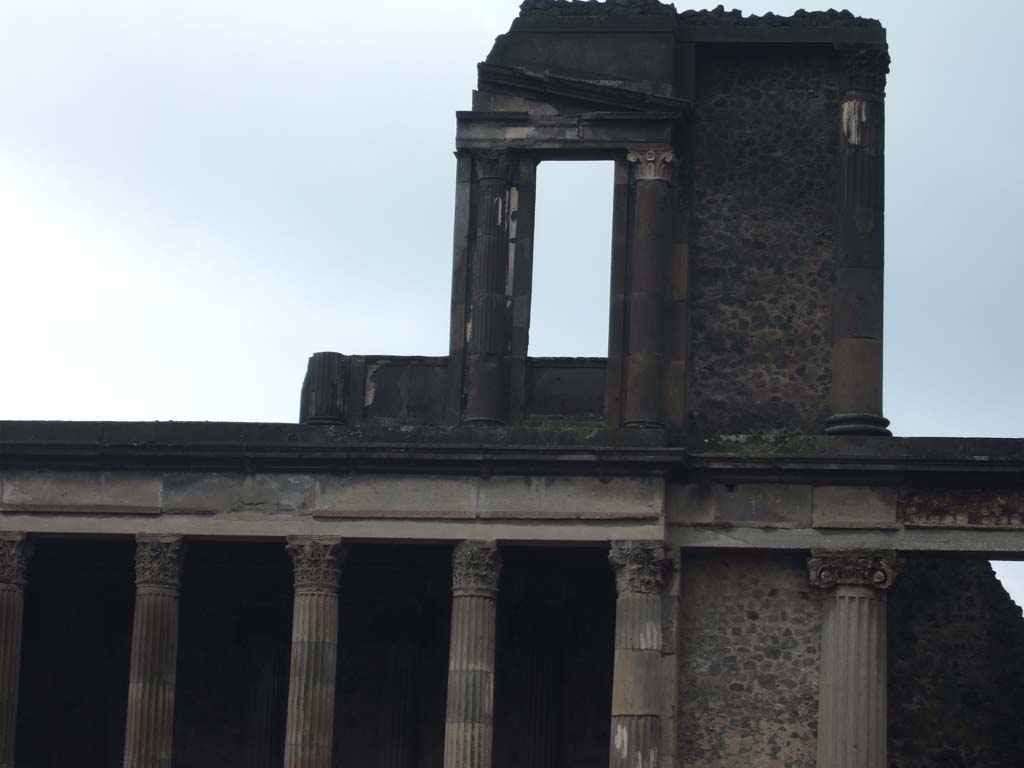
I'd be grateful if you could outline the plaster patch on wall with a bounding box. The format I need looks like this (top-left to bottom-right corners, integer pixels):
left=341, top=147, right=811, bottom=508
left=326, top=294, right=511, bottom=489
left=364, top=363, right=380, bottom=407
left=842, top=98, right=869, bottom=145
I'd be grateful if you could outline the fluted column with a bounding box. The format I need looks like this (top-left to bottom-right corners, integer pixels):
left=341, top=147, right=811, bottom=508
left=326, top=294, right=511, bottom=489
left=622, top=149, right=674, bottom=428
left=463, top=151, right=514, bottom=424
left=123, top=534, right=184, bottom=768
left=284, top=537, right=344, bottom=768
left=808, top=551, right=899, bottom=768
left=0, top=534, right=31, bottom=768
left=827, top=45, right=891, bottom=436
left=608, top=541, right=670, bottom=768
left=443, top=540, right=502, bottom=768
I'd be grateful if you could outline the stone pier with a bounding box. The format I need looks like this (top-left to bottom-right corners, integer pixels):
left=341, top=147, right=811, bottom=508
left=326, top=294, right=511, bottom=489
left=443, top=541, right=502, bottom=768
left=608, top=541, right=669, bottom=768
left=809, top=551, right=898, bottom=768
left=284, top=537, right=344, bottom=768
left=123, top=534, right=184, bottom=768
left=0, top=534, right=30, bottom=768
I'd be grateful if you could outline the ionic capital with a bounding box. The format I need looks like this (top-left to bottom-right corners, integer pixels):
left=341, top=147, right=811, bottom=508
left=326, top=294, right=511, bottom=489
left=135, top=534, right=184, bottom=587
left=609, top=540, right=671, bottom=595
left=807, top=550, right=898, bottom=591
left=627, top=148, right=675, bottom=183
left=452, top=540, right=501, bottom=596
left=286, top=537, right=345, bottom=591
left=0, top=533, right=31, bottom=586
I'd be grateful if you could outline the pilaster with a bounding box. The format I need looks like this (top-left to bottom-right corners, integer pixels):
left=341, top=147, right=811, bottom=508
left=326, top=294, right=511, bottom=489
left=443, top=540, right=502, bottom=768
left=0, top=534, right=30, bottom=768
left=808, top=550, right=898, bottom=768
left=124, top=534, right=184, bottom=768
left=608, top=540, right=671, bottom=768
left=284, top=537, right=344, bottom=768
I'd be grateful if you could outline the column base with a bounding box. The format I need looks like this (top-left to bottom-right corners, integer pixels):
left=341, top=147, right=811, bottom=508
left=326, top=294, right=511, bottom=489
left=825, top=412, right=892, bottom=436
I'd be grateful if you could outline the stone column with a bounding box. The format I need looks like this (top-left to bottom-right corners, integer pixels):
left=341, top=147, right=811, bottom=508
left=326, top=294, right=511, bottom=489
left=608, top=541, right=669, bottom=768
left=284, top=537, right=344, bottom=768
left=827, top=45, right=891, bottom=436
left=808, top=550, right=898, bottom=768
left=463, top=151, right=513, bottom=425
left=443, top=540, right=501, bottom=768
left=123, top=534, right=184, bottom=768
left=0, top=534, right=30, bottom=768
left=623, top=149, right=674, bottom=428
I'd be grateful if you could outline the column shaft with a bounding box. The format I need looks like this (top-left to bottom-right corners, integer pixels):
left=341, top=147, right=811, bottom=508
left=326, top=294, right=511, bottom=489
left=809, top=551, right=898, bottom=768
left=623, top=150, right=674, bottom=428
left=443, top=541, right=501, bottom=768
left=463, top=152, right=513, bottom=424
left=124, top=535, right=184, bottom=768
left=608, top=541, right=669, bottom=768
left=827, top=46, right=891, bottom=436
left=284, top=537, right=344, bottom=768
left=0, top=534, right=30, bottom=768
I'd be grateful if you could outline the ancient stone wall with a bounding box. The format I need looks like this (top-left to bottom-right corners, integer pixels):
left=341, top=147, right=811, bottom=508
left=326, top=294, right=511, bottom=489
left=889, top=557, right=1024, bottom=768
left=687, top=44, right=839, bottom=434
left=677, top=553, right=822, bottom=767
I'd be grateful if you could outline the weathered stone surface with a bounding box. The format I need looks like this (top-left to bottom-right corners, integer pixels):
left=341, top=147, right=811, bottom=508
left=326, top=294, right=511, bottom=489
left=889, top=558, right=1024, bottom=768
left=668, top=483, right=812, bottom=527
left=678, top=553, right=821, bottom=767
left=901, top=488, right=1024, bottom=528
left=688, top=45, right=839, bottom=434
left=2, top=471, right=162, bottom=514
left=812, top=485, right=898, bottom=529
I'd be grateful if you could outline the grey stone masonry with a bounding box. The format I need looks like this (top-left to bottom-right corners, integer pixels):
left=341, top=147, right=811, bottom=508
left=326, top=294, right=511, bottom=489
left=808, top=550, right=898, bottom=768
left=284, top=537, right=344, bottom=768
left=124, top=535, right=184, bottom=768
left=0, top=534, right=29, bottom=768
left=608, top=541, right=671, bottom=768
left=444, top=541, right=502, bottom=768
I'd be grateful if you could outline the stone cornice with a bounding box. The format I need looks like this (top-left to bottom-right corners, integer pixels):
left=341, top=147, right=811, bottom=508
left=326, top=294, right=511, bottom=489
left=452, top=540, right=502, bottom=596
left=286, top=537, right=344, bottom=591
left=807, top=550, right=898, bottom=590
left=609, top=540, right=670, bottom=595
left=135, top=535, right=184, bottom=587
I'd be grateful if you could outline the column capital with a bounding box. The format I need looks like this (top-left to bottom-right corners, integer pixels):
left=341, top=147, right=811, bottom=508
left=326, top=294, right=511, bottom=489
left=626, top=148, right=675, bottom=183
left=838, top=44, right=890, bottom=97
left=286, top=536, right=345, bottom=591
left=135, top=534, right=184, bottom=588
left=0, top=533, right=31, bottom=586
left=608, top=540, right=671, bottom=595
left=451, top=540, right=501, bottom=596
left=807, top=549, right=898, bottom=590
left=472, top=149, right=515, bottom=182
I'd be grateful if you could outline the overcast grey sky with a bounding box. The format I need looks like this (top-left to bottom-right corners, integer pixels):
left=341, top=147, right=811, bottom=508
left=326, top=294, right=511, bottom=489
left=0, top=1, right=1021, bottom=600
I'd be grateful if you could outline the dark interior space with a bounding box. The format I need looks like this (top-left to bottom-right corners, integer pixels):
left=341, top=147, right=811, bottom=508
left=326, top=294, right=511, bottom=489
left=16, top=536, right=135, bottom=767
left=493, top=546, right=616, bottom=768
left=172, top=539, right=293, bottom=767
left=334, top=543, right=453, bottom=768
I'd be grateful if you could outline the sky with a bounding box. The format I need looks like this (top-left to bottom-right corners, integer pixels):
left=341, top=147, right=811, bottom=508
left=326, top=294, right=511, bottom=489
left=0, top=1, right=1021, bottom=602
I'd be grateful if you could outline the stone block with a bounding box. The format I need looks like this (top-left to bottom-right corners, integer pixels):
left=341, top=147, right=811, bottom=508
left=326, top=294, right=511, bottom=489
left=812, top=485, right=898, bottom=529
left=1, top=470, right=162, bottom=514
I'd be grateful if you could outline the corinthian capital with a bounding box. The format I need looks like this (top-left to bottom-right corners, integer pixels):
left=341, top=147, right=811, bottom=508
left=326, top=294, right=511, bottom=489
left=472, top=150, right=515, bottom=182
left=807, top=550, right=898, bottom=590
left=839, top=44, right=890, bottom=96
left=135, top=535, right=184, bottom=587
left=286, top=537, right=345, bottom=591
left=627, top=148, right=675, bottom=183
left=609, top=540, right=670, bottom=595
left=452, top=540, right=501, bottom=596
left=0, top=533, right=31, bottom=586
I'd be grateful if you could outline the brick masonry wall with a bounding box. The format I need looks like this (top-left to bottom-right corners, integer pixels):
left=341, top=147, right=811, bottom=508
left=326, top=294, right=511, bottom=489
left=687, top=44, right=839, bottom=434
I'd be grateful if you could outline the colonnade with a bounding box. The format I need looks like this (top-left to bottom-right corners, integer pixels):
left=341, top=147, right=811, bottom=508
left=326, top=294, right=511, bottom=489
left=0, top=533, right=896, bottom=768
